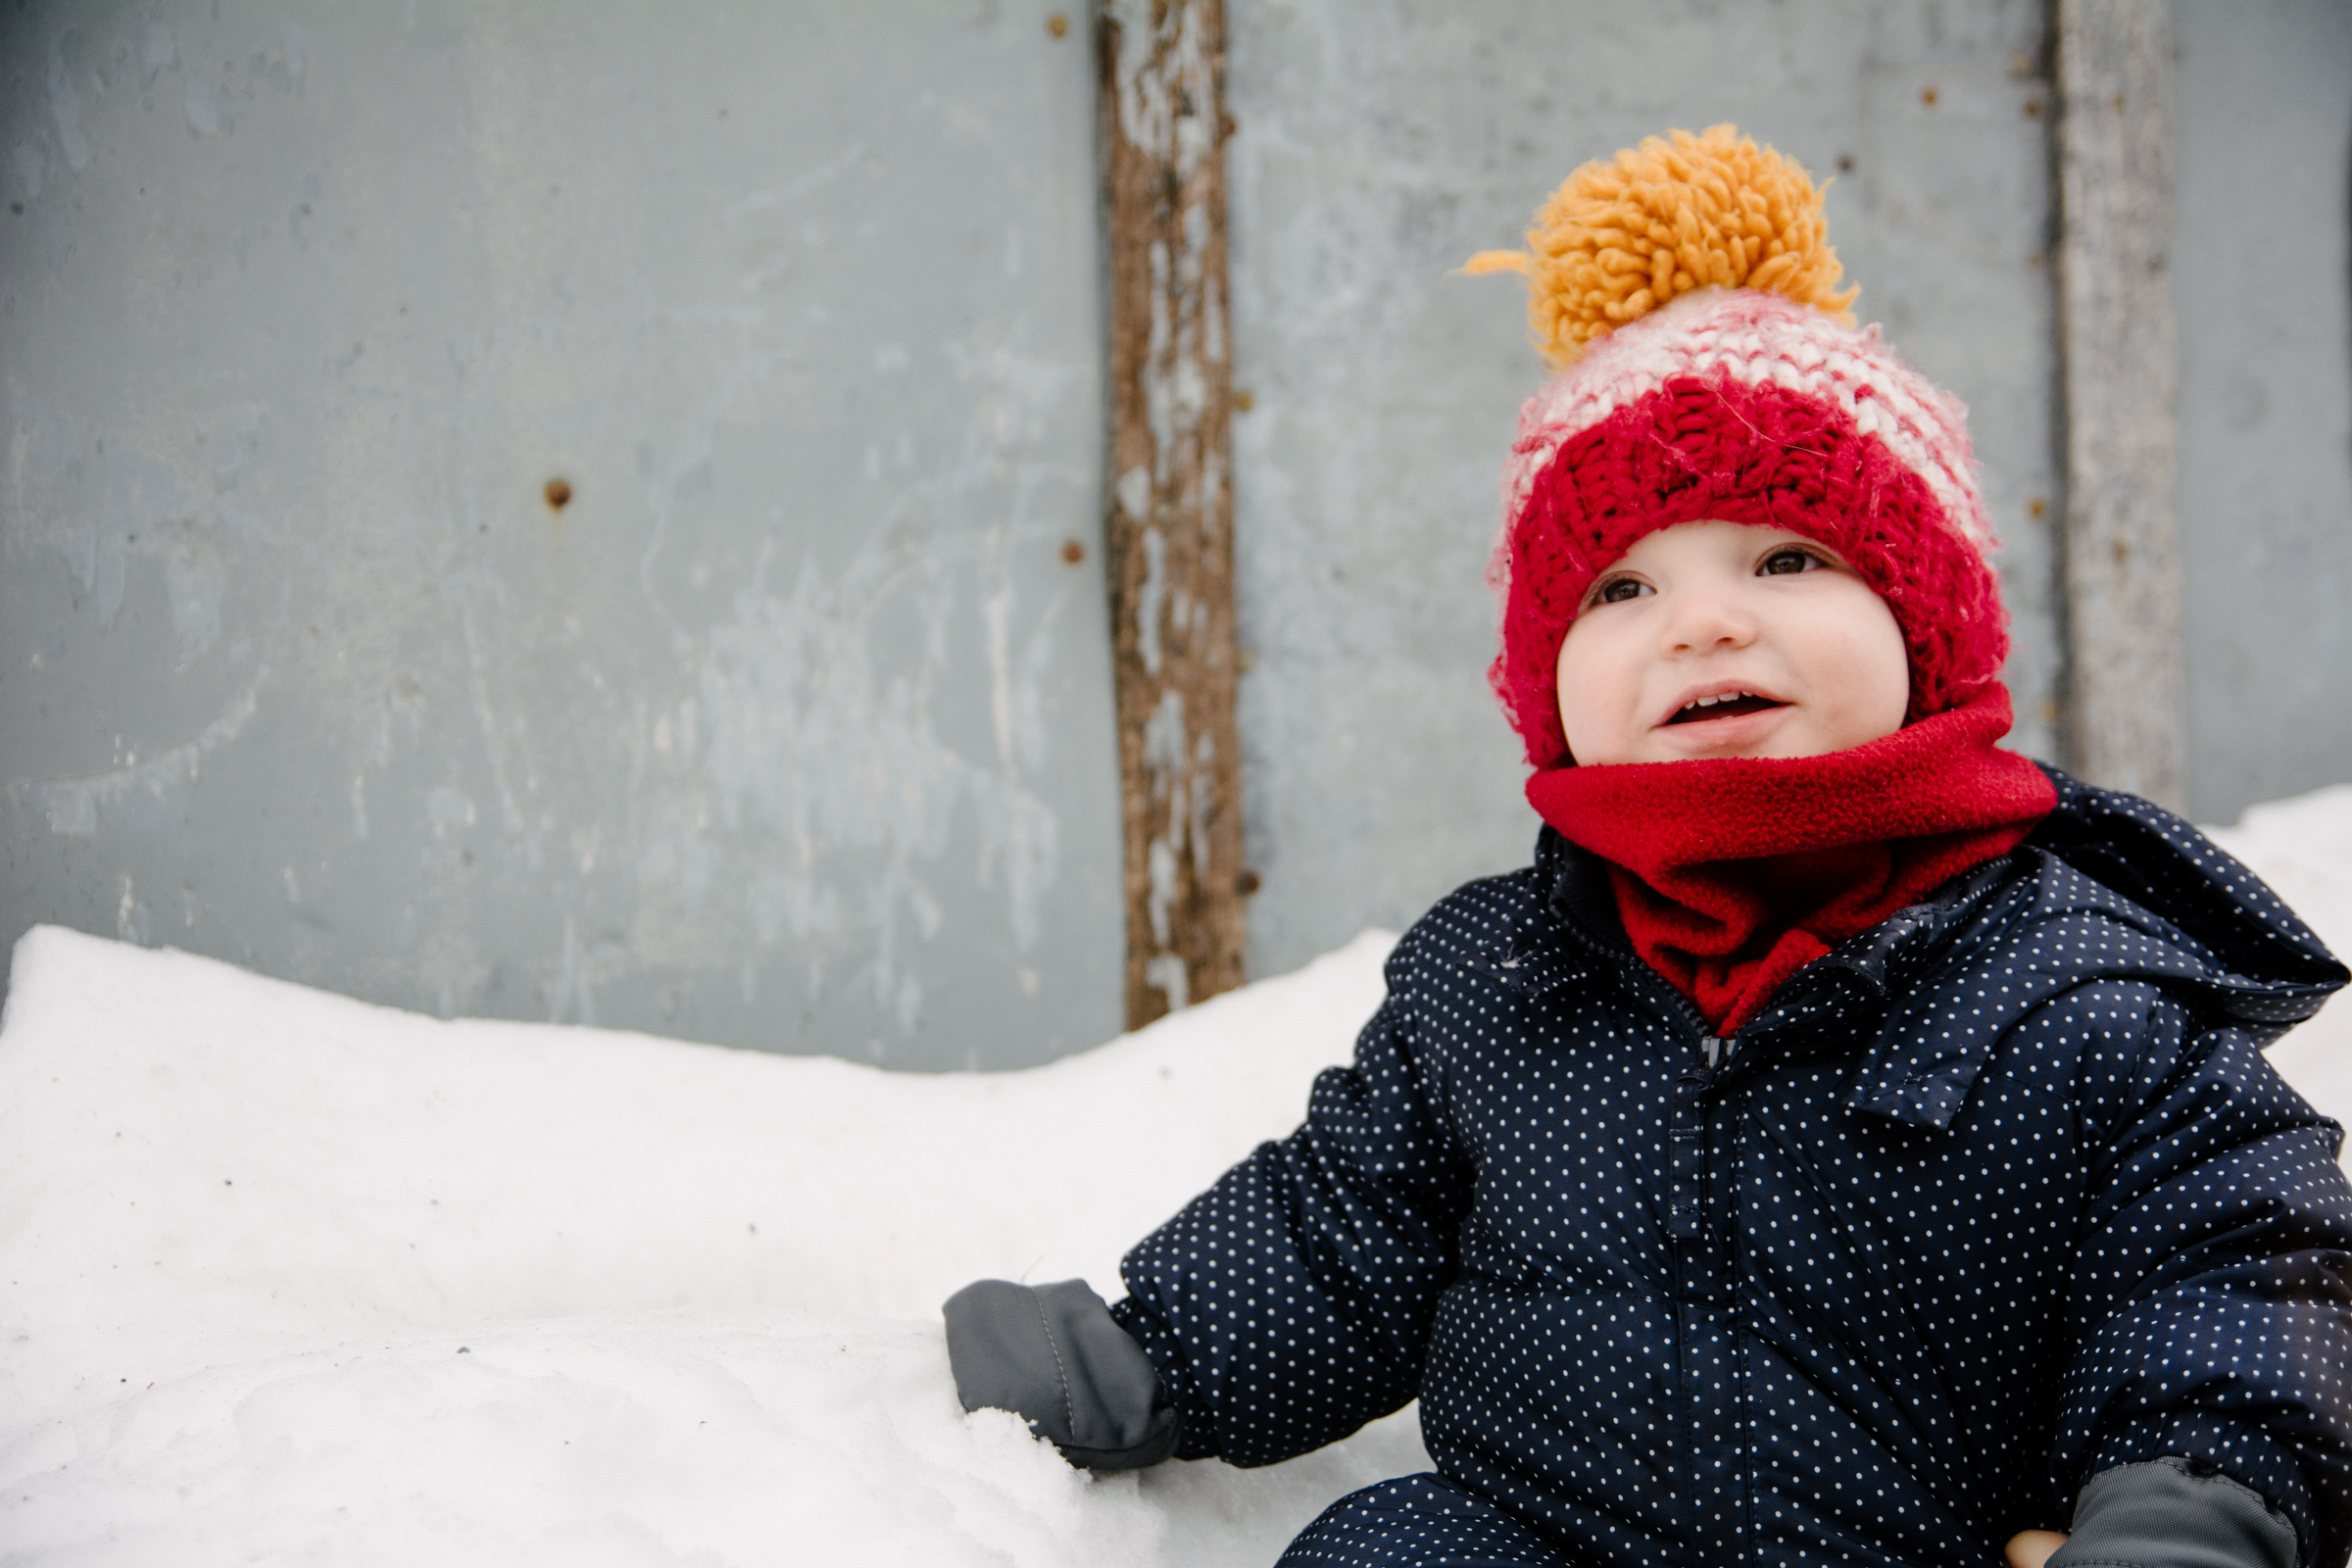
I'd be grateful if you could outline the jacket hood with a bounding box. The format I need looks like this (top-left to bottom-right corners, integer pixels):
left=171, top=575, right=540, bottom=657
left=2023, top=763, right=2347, bottom=1024
left=1836, top=765, right=2348, bottom=1131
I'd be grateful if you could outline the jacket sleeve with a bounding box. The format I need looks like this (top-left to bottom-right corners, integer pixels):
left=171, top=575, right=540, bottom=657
left=2052, top=977, right=2352, bottom=1568
left=1107, top=937, right=1477, bottom=1467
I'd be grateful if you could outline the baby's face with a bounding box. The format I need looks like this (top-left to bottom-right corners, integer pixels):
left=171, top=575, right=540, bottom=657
left=1554, top=519, right=1909, bottom=766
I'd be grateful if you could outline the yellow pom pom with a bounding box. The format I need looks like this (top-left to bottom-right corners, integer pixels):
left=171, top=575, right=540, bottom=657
left=1465, top=125, right=1859, bottom=369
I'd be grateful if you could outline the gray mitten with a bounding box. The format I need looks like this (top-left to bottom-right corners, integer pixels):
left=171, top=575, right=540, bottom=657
left=942, top=1278, right=1181, bottom=1471
left=2049, top=1457, right=2300, bottom=1568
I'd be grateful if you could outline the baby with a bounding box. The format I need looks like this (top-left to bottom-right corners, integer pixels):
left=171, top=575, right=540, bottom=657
left=944, top=128, right=2352, bottom=1568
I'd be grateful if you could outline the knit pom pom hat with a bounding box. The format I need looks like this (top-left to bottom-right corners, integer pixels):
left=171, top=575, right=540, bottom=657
left=1469, top=126, right=2008, bottom=768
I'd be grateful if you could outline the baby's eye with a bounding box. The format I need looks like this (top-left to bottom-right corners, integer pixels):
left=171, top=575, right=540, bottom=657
left=1592, top=576, right=1651, bottom=606
left=1759, top=547, right=1825, bottom=576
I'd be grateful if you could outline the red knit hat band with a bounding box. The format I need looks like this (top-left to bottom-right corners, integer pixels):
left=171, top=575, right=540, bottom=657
left=1487, top=290, right=2010, bottom=768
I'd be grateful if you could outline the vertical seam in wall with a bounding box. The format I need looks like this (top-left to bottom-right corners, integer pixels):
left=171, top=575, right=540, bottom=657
left=2051, top=0, right=2186, bottom=808
left=2041, top=0, right=2076, bottom=775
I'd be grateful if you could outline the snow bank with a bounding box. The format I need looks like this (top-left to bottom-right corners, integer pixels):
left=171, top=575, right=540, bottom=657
left=2, top=784, right=2346, bottom=1565
left=0, top=924, right=1425, bottom=1566
left=0, top=925, right=1401, bottom=1429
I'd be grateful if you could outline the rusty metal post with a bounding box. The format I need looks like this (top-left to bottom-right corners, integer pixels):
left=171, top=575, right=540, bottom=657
left=1095, top=0, right=1249, bottom=1027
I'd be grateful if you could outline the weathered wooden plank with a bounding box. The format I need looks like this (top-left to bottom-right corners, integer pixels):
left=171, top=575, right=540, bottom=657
left=2055, top=0, right=2186, bottom=808
left=1095, top=0, right=1249, bottom=1027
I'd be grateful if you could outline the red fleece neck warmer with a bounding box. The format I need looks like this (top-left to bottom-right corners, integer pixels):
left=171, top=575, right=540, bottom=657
left=1525, top=687, right=2057, bottom=1037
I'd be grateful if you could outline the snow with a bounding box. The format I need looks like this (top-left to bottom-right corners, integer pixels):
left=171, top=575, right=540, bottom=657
left=2, top=784, right=2346, bottom=1566
left=0, top=925, right=1426, bottom=1565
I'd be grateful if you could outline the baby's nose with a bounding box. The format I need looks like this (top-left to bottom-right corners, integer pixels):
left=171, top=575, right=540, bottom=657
left=1663, top=593, right=1756, bottom=651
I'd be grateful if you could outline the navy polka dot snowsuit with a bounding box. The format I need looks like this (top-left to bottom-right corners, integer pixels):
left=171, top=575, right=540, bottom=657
left=1109, top=771, right=2352, bottom=1566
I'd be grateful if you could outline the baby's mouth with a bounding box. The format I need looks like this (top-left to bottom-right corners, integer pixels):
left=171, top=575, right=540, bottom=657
left=1665, top=691, right=1788, bottom=725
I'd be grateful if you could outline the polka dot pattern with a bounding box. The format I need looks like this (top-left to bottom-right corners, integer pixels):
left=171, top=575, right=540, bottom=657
left=1277, top=1472, right=1581, bottom=1567
left=1111, top=771, right=2352, bottom=1567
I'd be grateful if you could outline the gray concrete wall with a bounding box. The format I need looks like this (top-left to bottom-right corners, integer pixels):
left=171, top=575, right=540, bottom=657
left=6, top=2, right=2345, bottom=1067
left=2172, top=0, right=2352, bottom=823
left=1, top=1, right=1124, bottom=1069
left=1222, top=0, right=2063, bottom=978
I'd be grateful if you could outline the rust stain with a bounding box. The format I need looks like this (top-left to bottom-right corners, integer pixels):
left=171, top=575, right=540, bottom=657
left=544, top=477, right=573, bottom=512
left=1098, top=0, right=1247, bottom=1028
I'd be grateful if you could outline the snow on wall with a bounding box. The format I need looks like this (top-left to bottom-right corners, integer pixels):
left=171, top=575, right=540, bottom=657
left=2, top=786, right=2345, bottom=1565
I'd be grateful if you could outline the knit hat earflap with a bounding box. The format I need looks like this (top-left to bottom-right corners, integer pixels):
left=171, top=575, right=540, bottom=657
left=1469, top=125, right=2010, bottom=769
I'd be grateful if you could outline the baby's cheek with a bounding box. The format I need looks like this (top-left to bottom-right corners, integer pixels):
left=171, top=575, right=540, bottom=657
left=1823, top=593, right=1910, bottom=740
left=1554, top=631, right=1644, bottom=766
